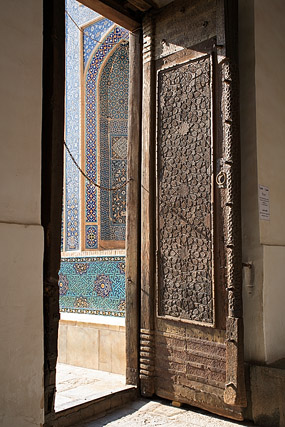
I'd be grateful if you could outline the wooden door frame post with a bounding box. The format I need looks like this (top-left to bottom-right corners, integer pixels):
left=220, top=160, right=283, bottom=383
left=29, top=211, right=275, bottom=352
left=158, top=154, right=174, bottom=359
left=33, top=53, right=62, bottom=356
left=126, top=30, right=142, bottom=386
left=222, top=0, right=246, bottom=407
left=139, top=12, right=156, bottom=397
left=42, top=0, right=65, bottom=423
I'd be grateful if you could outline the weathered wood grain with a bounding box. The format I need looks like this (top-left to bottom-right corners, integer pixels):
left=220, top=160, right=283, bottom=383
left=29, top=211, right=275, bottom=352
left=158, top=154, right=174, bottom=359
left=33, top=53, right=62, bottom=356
left=78, top=0, right=141, bottom=31
left=140, top=13, right=156, bottom=397
left=126, top=31, right=142, bottom=386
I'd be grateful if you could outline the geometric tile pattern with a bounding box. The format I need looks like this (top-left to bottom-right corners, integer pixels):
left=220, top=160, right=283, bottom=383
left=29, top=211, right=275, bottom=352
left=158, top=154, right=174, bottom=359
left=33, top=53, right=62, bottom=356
left=59, top=256, right=126, bottom=316
left=61, top=0, right=128, bottom=317
left=99, top=43, right=129, bottom=241
left=112, top=136, right=128, bottom=159
left=65, top=0, right=99, bottom=251
left=85, top=225, right=98, bottom=249
left=85, top=27, right=129, bottom=227
left=64, top=0, right=128, bottom=251
left=83, top=18, right=114, bottom=70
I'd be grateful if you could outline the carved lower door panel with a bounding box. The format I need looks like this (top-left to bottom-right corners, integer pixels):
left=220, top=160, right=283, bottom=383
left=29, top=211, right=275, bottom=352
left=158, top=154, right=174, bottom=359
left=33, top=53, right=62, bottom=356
left=140, top=46, right=246, bottom=420
left=155, top=320, right=230, bottom=417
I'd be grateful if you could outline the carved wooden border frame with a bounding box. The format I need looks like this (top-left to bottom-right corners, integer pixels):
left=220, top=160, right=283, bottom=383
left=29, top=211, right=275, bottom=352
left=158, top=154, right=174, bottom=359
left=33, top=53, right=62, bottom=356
left=222, top=0, right=246, bottom=407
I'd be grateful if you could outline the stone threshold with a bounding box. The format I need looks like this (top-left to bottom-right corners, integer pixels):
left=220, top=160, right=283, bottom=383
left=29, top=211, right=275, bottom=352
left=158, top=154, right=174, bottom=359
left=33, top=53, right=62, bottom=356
left=45, top=387, right=138, bottom=427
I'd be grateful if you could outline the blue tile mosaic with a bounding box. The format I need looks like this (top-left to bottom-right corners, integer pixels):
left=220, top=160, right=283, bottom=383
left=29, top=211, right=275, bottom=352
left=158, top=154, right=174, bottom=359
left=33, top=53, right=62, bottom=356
left=64, top=0, right=128, bottom=250
left=83, top=18, right=114, bottom=70
left=85, top=225, right=98, bottom=249
left=59, top=256, right=126, bottom=316
left=85, top=27, right=129, bottom=227
left=65, top=0, right=99, bottom=251
left=99, top=43, right=129, bottom=241
left=61, top=0, right=129, bottom=317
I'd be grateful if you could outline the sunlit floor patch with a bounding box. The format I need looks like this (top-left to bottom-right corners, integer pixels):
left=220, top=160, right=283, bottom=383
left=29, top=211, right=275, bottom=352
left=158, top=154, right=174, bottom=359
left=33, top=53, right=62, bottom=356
left=81, top=398, right=257, bottom=427
left=55, top=363, right=130, bottom=412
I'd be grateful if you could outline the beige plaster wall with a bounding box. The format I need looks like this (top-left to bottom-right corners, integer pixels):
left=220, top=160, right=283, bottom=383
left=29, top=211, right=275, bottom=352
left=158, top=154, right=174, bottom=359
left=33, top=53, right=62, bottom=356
left=255, top=0, right=285, bottom=363
left=0, top=0, right=42, bottom=225
left=239, top=0, right=265, bottom=362
left=0, top=224, right=44, bottom=427
left=263, top=246, right=285, bottom=363
left=240, top=0, right=285, bottom=364
left=0, top=1, right=44, bottom=426
left=255, top=0, right=285, bottom=246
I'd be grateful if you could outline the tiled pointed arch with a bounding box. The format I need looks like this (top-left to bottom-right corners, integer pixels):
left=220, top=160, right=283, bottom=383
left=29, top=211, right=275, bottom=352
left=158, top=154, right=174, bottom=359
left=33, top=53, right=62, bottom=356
left=99, top=42, right=129, bottom=245
left=84, top=27, right=129, bottom=249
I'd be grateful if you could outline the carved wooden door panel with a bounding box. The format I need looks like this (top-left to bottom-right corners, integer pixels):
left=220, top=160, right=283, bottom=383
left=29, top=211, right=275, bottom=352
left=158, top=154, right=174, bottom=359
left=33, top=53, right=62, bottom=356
left=140, top=1, right=247, bottom=421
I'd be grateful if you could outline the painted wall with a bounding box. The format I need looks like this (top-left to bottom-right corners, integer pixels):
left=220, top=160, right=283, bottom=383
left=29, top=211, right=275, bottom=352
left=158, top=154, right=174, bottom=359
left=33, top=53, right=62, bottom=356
left=0, top=1, right=44, bottom=426
left=240, top=0, right=285, bottom=363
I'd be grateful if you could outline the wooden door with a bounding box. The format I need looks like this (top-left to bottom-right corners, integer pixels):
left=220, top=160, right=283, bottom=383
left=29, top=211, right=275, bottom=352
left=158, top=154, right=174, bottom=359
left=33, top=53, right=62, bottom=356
left=140, top=0, right=247, bottom=421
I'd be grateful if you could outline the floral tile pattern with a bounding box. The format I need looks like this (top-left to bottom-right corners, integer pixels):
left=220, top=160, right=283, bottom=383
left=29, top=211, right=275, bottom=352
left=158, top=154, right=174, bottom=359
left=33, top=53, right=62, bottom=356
left=65, top=0, right=98, bottom=251
left=59, top=256, right=126, bottom=316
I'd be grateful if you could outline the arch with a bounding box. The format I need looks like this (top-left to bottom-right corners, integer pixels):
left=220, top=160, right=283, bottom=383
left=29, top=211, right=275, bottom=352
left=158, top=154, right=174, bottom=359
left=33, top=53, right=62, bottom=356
left=98, top=41, right=129, bottom=247
left=84, top=25, right=128, bottom=250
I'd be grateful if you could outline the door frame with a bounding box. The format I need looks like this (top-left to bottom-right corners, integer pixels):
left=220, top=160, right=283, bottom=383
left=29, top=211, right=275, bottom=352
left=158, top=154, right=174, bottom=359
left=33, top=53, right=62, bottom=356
left=42, top=0, right=65, bottom=422
left=42, top=0, right=246, bottom=423
left=42, top=0, right=142, bottom=423
left=125, top=30, right=142, bottom=387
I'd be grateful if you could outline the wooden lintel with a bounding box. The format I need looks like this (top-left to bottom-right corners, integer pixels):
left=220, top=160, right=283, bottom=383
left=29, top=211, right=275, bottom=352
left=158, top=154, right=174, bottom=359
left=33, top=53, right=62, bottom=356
left=77, top=0, right=141, bottom=32
left=128, top=0, right=154, bottom=12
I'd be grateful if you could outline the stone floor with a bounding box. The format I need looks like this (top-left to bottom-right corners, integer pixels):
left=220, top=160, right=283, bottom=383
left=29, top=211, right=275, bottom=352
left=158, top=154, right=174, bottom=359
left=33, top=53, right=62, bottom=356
left=55, top=364, right=257, bottom=426
left=80, top=398, right=257, bottom=427
left=55, top=363, right=131, bottom=412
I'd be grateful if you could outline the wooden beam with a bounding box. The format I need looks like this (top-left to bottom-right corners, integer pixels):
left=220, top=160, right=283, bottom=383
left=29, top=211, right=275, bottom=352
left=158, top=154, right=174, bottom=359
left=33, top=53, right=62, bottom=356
left=128, top=0, right=154, bottom=12
left=78, top=0, right=141, bottom=31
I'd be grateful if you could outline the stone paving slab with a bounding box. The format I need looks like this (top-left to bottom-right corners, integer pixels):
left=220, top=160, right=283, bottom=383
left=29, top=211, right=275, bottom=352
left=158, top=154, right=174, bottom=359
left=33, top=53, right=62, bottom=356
left=55, top=363, right=130, bottom=412
left=80, top=398, right=257, bottom=427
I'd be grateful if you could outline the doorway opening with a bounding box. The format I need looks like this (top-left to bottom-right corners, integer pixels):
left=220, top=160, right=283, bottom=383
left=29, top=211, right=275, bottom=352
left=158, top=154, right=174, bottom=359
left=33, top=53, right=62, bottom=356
left=54, top=0, right=132, bottom=411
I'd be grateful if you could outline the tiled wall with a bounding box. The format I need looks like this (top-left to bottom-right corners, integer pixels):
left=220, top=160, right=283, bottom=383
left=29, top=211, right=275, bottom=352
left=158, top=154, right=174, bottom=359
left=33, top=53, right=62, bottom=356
left=98, top=43, right=129, bottom=243
left=60, top=0, right=129, bottom=316
left=59, top=256, right=125, bottom=316
left=85, top=25, right=128, bottom=248
left=64, top=0, right=99, bottom=252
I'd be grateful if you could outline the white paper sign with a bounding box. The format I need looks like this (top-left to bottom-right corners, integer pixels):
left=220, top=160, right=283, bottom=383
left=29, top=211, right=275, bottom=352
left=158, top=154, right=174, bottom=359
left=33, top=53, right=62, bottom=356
left=258, top=185, right=270, bottom=221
